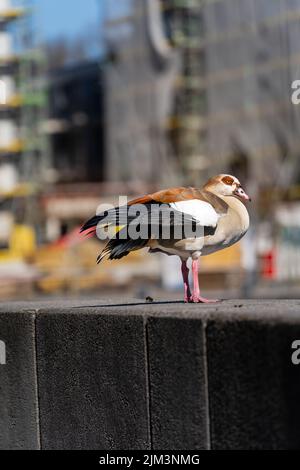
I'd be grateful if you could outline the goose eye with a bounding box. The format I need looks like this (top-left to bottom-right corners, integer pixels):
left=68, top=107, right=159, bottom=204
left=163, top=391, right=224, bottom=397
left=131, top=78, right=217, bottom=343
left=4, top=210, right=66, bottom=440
left=222, top=176, right=234, bottom=185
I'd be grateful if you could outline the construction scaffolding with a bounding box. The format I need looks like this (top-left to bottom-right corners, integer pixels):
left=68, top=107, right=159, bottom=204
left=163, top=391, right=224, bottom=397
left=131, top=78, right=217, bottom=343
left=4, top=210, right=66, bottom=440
left=161, top=0, right=300, bottom=189
left=103, top=0, right=180, bottom=187
left=0, top=0, right=24, bottom=165
left=0, top=0, right=48, bottom=259
left=161, top=0, right=208, bottom=183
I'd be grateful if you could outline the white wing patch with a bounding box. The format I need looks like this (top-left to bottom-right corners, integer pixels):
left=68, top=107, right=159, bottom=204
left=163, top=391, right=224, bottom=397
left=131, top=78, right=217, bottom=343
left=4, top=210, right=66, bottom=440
left=170, top=199, right=219, bottom=227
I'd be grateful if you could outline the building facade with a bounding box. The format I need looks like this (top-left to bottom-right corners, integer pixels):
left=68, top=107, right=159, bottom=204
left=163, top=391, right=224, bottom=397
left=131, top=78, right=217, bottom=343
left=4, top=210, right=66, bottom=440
left=104, top=0, right=180, bottom=186
left=0, top=0, right=47, bottom=254
left=0, top=0, right=24, bottom=193
left=162, top=0, right=300, bottom=188
left=47, top=61, right=105, bottom=184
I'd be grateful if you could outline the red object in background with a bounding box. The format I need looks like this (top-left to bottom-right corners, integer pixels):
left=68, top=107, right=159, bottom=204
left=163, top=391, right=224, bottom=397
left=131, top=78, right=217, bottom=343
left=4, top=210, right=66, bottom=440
left=52, top=226, right=96, bottom=249
left=261, top=249, right=276, bottom=279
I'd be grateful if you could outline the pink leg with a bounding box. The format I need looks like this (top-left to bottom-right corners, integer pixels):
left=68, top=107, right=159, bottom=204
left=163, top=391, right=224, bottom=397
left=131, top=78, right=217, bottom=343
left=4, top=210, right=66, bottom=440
left=181, top=260, right=191, bottom=303
left=190, top=259, right=219, bottom=303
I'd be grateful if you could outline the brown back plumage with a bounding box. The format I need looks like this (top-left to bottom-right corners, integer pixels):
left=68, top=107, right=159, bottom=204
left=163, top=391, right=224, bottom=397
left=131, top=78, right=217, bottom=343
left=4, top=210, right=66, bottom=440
left=128, top=186, right=228, bottom=214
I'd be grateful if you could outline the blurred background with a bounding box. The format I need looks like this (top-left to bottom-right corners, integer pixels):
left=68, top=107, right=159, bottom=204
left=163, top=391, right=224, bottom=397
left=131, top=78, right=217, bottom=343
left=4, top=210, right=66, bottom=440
left=1, top=0, right=300, bottom=301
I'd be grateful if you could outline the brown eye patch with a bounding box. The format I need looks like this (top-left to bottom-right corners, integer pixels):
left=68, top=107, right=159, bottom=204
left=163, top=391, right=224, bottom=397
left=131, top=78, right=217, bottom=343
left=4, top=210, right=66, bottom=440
left=221, top=176, right=235, bottom=185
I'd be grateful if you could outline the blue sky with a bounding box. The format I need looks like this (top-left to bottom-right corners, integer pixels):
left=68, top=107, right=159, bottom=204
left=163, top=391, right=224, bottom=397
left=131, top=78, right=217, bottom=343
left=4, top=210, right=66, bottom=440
left=34, top=0, right=104, bottom=41
left=33, top=0, right=133, bottom=42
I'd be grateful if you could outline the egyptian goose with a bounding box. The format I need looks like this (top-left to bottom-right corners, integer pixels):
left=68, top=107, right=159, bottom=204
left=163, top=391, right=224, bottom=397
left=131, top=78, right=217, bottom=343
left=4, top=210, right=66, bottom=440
left=81, top=174, right=251, bottom=303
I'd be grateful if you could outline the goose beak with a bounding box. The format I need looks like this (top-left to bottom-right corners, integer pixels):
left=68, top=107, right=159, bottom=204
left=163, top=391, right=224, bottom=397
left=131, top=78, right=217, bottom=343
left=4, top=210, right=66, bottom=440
left=234, top=186, right=251, bottom=202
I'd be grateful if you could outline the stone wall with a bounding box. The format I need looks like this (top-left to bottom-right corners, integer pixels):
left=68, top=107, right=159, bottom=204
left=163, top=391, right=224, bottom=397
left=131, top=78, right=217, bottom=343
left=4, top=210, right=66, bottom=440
left=0, top=299, right=300, bottom=450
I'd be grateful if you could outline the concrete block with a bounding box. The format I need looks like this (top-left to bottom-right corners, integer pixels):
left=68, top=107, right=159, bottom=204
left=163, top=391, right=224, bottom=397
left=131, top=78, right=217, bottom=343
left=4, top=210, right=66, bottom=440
left=147, top=316, right=209, bottom=450
left=1, top=299, right=300, bottom=451
left=206, top=315, right=300, bottom=449
left=36, top=310, right=149, bottom=450
left=0, top=310, right=39, bottom=450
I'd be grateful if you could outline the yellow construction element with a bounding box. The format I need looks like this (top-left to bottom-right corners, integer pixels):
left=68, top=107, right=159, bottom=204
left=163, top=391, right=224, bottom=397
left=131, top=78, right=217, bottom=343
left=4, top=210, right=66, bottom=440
left=0, top=223, right=36, bottom=263
left=0, top=139, right=24, bottom=154
left=201, top=243, right=242, bottom=272
left=9, top=224, right=36, bottom=260
left=7, top=93, right=22, bottom=107
left=0, top=249, right=16, bottom=262
left=0, top=8, right=25, bottom=22
left=35, top=238, right=151, bottom=294
left=0, top=182, right=35, bottom=198
left=35, top=239, right=110, bottom=294
left=0, top=94, right=23, bottom=109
